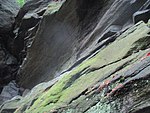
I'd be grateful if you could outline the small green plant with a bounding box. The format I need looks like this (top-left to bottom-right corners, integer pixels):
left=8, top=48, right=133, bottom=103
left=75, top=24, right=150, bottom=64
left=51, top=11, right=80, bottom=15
left=17, top=0, right=25, bottom=6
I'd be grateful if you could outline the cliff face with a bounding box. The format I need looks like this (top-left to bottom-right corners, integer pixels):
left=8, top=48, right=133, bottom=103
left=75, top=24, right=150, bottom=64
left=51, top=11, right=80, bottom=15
left=0, top=0, right=150, bottom=113
left=16, top=0, right=150, bottom=88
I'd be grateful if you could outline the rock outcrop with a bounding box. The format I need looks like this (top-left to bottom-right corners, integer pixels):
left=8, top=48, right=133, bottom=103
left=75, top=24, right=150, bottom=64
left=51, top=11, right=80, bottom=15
left=0, top=0, right=150, bottom=113
left=17, top=0, right=150, bottom=88
left=0, top=0, right=19, bottom=92
left=1, top=19, right=150, bottom=113
left=11, top=0, right=54, bottom=60
left=0, top=0, right=19, bottom=35
left=0, top=81, right=20, bottom=104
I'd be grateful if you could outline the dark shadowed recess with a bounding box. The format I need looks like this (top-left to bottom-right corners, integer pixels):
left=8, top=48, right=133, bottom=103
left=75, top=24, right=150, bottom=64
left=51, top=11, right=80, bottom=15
left=76, top=0, right=108, bottom=39
left=133, top=106, right=150, bottom=113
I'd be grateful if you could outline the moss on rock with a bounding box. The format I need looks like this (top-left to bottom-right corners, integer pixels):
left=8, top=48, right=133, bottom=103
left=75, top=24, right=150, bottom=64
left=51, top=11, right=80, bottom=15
left=21, top=21, right=150, bottom=113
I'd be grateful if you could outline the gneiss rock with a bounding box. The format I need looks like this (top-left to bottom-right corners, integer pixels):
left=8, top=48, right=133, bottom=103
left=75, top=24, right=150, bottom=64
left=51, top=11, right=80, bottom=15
left=0, top=0, right=19, bottom=104
left=133, top=9, right=150, bottom=24
left=0, top=81, right=20, bottom=105
left=11, top=0, right=53, bottom=61
left=0, top=77, right=59, bottom=113
left=0, top=0, right=150, bottom=113
left=0, top=0, right=19, bottom=35
left=0, top=0, right=19, bottom=68
left=0, top=41, right=18, bottom=92
left=2, top=20, right=149, bottom=113
left=17, top=0, right=150, bottom=88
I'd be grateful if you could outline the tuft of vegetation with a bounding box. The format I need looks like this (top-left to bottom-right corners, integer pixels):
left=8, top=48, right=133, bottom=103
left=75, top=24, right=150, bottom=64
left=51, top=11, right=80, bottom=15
left=16, top=0, right=25, bottom=6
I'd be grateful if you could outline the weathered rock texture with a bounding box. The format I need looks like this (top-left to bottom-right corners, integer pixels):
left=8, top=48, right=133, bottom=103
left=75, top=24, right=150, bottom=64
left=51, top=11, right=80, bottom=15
left=10, top=0, right=53, bottom=60
left=0, top=0, right=19, bottom=34
left=0, top=0, right=19, bottom=93
left=0, top=0, right=150, bottom=113
left=17, top=0, right=150, bottom=88
left=1, top=19, right=150, bottom=113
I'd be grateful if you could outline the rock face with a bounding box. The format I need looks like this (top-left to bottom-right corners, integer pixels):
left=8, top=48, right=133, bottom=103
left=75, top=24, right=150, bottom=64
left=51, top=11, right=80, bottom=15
left=10, top=0, right=53, bottom=60
left=0, top=0, right=150, bottom=113
left=133, top=9, right=150, bottom=24
left=0, top=0, right=19, bottom=35
left=16, top=0, right=67, bottom=87
left=0, top=81, right=20, bottom=104
left=17, top=0, right=150, bottom=88
left=1, top=20, right=150, bottom=113
left=0, top=0, right=19, bottom=92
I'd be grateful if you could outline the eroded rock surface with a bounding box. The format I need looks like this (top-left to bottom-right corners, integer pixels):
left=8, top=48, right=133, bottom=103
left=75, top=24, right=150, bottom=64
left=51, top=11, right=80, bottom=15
left=1, top=20, right=150, bottom=113
left=0, top=0, right=19, bottom=93
left=0, top=81, right=20, bottom=104
left=0, top=0, right=150, bottom=113
left=17, top=0, right=150, bottom=88
left=0, top=0, right=19, bottom=34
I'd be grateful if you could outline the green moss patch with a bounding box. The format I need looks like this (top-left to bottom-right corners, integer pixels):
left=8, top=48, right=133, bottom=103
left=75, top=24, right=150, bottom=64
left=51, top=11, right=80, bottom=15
left=16, top=0, right=25, bottom=6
